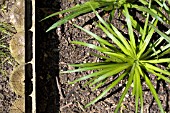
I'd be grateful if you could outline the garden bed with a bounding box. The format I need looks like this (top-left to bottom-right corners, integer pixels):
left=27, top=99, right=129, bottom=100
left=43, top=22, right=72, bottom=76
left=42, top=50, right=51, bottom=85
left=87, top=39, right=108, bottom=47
left=36, top=0, right=170, bottom=113
left=0, top=0, right=23, bottom=112
left=1, top=0, right=169, bottom=113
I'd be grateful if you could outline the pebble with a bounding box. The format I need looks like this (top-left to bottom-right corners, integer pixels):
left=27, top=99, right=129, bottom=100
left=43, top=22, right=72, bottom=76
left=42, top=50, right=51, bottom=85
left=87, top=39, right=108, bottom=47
left=0, top=93, right=4, bottom=100
left=0, top=85, right=2, bottom=90
left=0, top=107, right=3, bottom=113
left=83, top=24, right=92, bottom=31
left=125, top=94, right=129, bottom=98
left=0, top=0, right=5, bottom=4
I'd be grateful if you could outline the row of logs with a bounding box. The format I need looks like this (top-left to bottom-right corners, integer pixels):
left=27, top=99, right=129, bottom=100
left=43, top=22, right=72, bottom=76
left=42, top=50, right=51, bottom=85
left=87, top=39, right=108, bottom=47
left=8, top=0, right=25, bottom=112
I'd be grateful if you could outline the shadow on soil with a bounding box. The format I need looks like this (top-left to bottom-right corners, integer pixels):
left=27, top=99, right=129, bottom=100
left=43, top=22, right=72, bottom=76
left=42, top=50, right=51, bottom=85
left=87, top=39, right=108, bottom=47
left=149, top=80, right=170, bottom=113
left=35, top=0, right=60, bottom=113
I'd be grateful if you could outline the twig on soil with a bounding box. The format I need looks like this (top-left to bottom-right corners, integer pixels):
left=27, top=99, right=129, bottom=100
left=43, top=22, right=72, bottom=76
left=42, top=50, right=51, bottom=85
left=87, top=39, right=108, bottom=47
left=56, top=76, right=64, bottom=99
left=60, top=102, right=72, bottom=111
left=77, top=101, right=85, bottom=112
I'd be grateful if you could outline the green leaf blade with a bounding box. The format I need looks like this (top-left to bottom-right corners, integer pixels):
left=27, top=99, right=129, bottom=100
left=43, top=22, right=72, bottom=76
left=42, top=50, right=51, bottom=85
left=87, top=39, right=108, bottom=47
left=114, top=63, right=136, bottom=113
left=71, top=41, right=110, bottom=52
left=144, top=74, right=165, bottom=113
left=90, top=63, right=131, bottom=86
left=149, top=24, right=170, bottom=43
left=144, top=63, right=170, bottom=76
left=73, top=24, right=115, bottom=48
left=85, top=69, right=129, bottom=108
left=61, top=63, right=117, bottom=73
left=69, top=68, right=113, bottom=84
left=124, top=4, right=136, bottom=51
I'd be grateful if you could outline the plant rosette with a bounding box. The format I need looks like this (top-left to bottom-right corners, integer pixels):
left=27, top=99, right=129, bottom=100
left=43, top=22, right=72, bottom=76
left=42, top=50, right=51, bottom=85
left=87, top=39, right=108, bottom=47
left=61, top=4, right=170, bottom=113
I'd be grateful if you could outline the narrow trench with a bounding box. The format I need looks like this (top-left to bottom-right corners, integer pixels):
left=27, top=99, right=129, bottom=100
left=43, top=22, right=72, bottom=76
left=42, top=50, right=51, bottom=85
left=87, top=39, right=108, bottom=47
left=35, top=0, right=60, bottom=113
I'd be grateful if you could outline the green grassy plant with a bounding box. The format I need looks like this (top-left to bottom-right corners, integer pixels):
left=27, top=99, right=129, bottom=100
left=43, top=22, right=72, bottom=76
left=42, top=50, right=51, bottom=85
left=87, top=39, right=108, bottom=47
left=61, top=3, right=170, bottom=113
left=41, top=0, right=127, bottom=32
left=0, top=22, right=16, bottom=76
left=0, top=35, right=10, bottom=75
left=0, top=22, right=16, bottom=35
left=42, top=0, right=170, bottom=32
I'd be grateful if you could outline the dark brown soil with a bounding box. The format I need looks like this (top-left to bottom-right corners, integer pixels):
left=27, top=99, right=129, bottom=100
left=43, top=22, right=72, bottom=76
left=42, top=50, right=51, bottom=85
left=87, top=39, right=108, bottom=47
left=36, top=0, right=170, bottom=113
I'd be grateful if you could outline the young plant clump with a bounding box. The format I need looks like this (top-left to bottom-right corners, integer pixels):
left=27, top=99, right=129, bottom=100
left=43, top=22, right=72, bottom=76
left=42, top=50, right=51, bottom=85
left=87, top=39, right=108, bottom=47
left=42, top=0, right=170, bottom=32
left=61, top=4, right=170, bottom=113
